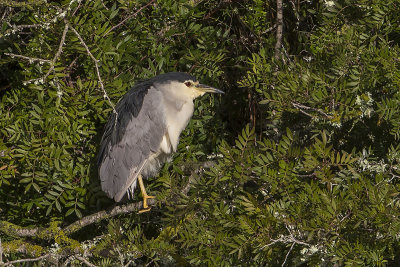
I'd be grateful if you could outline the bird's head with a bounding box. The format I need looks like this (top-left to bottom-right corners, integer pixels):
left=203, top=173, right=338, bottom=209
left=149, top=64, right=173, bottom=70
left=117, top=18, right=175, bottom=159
left=182, top=79, right=224, bottom=98
left=153, top=72, right=224, bottom=100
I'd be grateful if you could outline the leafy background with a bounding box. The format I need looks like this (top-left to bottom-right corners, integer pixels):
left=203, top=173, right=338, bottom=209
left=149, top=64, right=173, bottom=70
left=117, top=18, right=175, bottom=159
left=1, top=0, right=400, bottom=265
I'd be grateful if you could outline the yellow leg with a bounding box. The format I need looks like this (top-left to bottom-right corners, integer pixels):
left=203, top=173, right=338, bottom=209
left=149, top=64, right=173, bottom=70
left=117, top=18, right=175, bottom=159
left=138, top=174, right=155, bottom=213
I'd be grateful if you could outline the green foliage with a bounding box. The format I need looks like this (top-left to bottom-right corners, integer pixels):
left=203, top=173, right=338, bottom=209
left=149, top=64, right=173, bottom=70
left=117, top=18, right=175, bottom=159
left=1, top=0, right=400, bottom=265
left=0, top=0, right=234, bottom=223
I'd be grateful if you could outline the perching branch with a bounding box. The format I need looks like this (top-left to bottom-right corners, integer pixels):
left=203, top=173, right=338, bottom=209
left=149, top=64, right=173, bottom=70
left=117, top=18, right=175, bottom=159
left=63, top=199, right=155, bottom=235
left=0, top=201, right=153, bottom=239
left=0, top=161, right=216, bottom=239
left=64, top=160, right=215, bottom=235
left=0, top=161, right=215, bottom=264
left=274, top=0, right=283, bottom=61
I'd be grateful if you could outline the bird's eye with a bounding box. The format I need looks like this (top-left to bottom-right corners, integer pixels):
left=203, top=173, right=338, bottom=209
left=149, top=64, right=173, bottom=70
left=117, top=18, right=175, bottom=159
left=184, top=81, right=192, bottom=87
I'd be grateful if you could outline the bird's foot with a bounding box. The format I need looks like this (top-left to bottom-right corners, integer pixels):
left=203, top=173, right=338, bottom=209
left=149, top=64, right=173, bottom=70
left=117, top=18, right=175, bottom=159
left=138, top=195, right=155, bottom=213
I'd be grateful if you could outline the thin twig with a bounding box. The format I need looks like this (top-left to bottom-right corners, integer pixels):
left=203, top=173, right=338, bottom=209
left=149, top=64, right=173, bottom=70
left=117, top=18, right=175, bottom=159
left=289, top=0, right=300, bottom=30
left=182, top=161, right=215, bottom=195
left=291, top=102, right=333, bottom=119
left=103, top=0, right=155, bottom=37
left=274, top=0, right=283, bottom=61
left=295, top=107, right=313, bottom=118
left=260, top=224, right=311, bottom=251
left=124, top=260, right=133, bottom=267
left=71, top=0, right=82, bottom=17
left=281, top=242, right=295, bottom=266
left=115, top=246, right=125, bottom=266
left=284, top=224, right=310, bottom=246
left=4, top=53, right=51, bottom=64
left=43, top=21, right=69, bottom=81
left=68, top=22, right=116, bottom=114
left=263, top=24, right=277, bottom=34
left=1, top=7, right=10, bottom=21
left=15, top=24, right=42, bottom=29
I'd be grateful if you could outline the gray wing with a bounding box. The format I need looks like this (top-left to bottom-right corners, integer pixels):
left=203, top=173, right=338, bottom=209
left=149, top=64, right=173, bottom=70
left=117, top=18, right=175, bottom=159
left=98, top=86, right=166, bottom=202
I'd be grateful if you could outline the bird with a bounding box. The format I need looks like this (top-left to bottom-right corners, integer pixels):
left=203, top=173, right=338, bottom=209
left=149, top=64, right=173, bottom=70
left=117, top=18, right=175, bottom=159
left=97, top=72, right=223, bottom=212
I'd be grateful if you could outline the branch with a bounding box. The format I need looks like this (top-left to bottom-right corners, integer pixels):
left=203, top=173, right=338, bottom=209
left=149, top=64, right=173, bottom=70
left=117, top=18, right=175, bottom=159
left=103, top=0, right=155, bottom=37
left=1, top=240, right=45, bottom=257
left=263, top=24, right=277, bottom=34
left=64, top=161, right=215, bottom=235
left=15, top=24, right=42, bottom=29
left=291, top=102, right=333, bottom=119
left=0, top=221, right=39, bottom=237
left=3, top=254, right=52, bottom=266
left=63, top=199, right=154, bottom=235
left=274, top=0, right=283, bottom=61
left=182, top=161, right=215, bottom=195
left=0, top=201, right=153, bottom=239
left=6, top=22, right=68, bottom=85
left=43, top=21, right=69, bottom=81
left=0, top=238, right=3, bottom=265
left=260, top=223, right=311, bottom=251
left=0, top=161, right=215, bottom=239
left=67, top=22, right=116, bottom=114
left=75, top=256, right=98, bottom=267
left=281, top=242, right=295, bottom=267
left=4, top=53, right=51, bottom=64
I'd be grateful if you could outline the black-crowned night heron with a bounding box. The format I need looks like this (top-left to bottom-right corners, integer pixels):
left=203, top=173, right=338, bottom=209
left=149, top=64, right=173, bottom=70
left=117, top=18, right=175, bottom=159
left=97, top=72, right=223, bottom=212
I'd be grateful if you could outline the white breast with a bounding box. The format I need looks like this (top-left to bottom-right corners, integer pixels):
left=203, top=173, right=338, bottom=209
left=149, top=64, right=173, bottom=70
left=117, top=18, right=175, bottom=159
left=156, top=82, right=196, bottom=153
left=163, top=100, right=194, bottom=152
